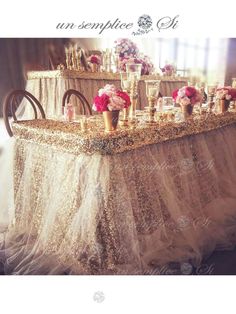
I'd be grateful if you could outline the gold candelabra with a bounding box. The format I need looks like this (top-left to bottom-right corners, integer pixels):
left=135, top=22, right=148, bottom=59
left=101, top=49, right=113, bottom=72
left=146, top=96, right=157, bottom=124
left=125, top=64, right=142, bottom=124
left=145, top=80, right=161, bottom=124
left=119, top=72, right=131, bottom=126
left=207, top=85, right=217, bottom=113
left=129, top=80, right=139, bottom=123
left=101, top=48, right=119, bottom=73
left=64, top=45, right=83, bottom=71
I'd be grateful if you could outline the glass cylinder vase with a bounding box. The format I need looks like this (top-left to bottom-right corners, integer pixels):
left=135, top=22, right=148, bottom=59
left=125, top=63, right=142, bottom=122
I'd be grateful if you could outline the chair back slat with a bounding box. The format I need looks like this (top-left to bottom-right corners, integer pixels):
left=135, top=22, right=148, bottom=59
left=3, top=90, right=46, bottom=137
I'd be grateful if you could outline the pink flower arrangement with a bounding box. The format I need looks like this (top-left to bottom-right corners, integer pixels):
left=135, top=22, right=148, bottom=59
left=161, top=64, right=176, bottom=75
left=93, top=84, right=131, bottom=112
left=119, top=56, right=154, bottom=75
left=87, top=54, right=101, bottom=65
left=216, top=87, right=236, bottom=100
left=114, top=38, right=155, bottom=75
left=114, top=38, right=139, bottom=58
left=172, top=86, right=202, bottom=106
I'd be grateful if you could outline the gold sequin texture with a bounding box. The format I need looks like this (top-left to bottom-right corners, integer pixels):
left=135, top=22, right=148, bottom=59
left=12, top=112, right=236, bottom=156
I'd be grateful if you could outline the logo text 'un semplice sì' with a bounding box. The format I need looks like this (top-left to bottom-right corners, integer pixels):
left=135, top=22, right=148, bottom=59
left=56, top=15, right=179, bottom=35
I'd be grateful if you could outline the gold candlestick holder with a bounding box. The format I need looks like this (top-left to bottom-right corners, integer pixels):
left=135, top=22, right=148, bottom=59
left=129, top=81, right=138, bottom=123
left=65, top=47, right=70, bottom=69
left=71, top=46, right=76, bottom=70
left=125, top=64, right=142, bottom=125
left=207, top=85, right=217, bottom=113
left=75, top=47, right=82, bottom=71
left=146, top=97, right=157, bottom=124
left=108, top=49, right=112, bottom=72
left=119, top=71, right=131, bottom=127
left=115, top=53, right=120, bottom=73
left=101, top=51, right=106, bottom=72
left=103, top=49, right=110, bottom=72
left=145, top=80, right=160, bottom=124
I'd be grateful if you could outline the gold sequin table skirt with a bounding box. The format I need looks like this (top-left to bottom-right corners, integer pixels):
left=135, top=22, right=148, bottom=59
left=2, top=113, right=236, bottom=274
left=20, top=70, right=187, bottom=118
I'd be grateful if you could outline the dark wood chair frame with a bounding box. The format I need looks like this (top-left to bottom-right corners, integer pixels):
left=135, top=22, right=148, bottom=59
left=3, top=90, right=46, bottom=137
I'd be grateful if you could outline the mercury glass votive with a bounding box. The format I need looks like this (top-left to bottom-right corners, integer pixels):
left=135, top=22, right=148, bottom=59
left=126, top=63, right=142, bottom=122
left=145, top=80, right=161, bottom=124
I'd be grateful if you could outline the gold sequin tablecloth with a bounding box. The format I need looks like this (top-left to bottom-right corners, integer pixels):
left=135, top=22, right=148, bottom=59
left=12, top=112, right=236, bottom=155
left=4, top=113, right=236, bottom=274
left=20, top=70, right=187, bottom=118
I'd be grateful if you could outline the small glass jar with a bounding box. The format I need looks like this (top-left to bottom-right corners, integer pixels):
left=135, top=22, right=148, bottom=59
left=80, top=116, right=88, bottom=131
left=64, top=103, right=75, bottom=122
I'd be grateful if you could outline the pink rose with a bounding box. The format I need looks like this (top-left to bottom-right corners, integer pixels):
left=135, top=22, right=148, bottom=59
left=108, top=95, right=125, bottom=111
left=98, top=84, right=117, bottom=97
left=116, top=90, right=131, bottom=108
left=185, top=86, right=197, bottom=98
left=178, top=88, right=186, bottom=98
left=229, top=89, right=236, bottom=100
left=172, top=89, right=179, bottom=102
left=191, top=91, right=202, bottom=104
left=93, top=94, right=110, bottom=112
left=90, top=55, right=101, bottom=65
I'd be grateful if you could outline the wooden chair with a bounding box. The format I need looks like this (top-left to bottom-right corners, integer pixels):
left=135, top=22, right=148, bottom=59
left=3, top=90, right=46, bottom=137
left=62, top=89, right=92, bottom=116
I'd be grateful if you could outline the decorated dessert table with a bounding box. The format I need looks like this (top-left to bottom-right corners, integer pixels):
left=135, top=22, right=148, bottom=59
left=22, top=70, right=188, bottom=117
left=4, top=112, right=236, bottom=274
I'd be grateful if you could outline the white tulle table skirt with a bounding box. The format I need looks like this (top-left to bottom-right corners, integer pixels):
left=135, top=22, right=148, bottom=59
left=1, top=124, right=236, bottom=274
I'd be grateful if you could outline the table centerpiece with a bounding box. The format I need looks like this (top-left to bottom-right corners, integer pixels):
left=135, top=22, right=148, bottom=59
left=92, top=84, right=131, bottom=132
left=172, top=86, right=202, bottom=121
left=216, top=86, right=236, bottom=113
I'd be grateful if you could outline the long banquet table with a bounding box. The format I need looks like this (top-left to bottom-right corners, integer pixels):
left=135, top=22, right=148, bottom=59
left=22, top=70, right=188, bottom=118
left=3, top=112, right=236, bottom=275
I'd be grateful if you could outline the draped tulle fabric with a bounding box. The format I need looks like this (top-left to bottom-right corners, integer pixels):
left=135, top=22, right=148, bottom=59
left=0, top=138, right=15, bottom=230
left=1, top=124, right=236, bottom=274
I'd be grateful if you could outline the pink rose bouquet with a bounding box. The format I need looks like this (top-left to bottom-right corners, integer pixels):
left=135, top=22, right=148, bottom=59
left=216, top=86, right=236, bottom=100
left=172, top=86, right=202, bottom=106
left=114, top=38, right=139, bottom=58
left=93, top=84, right=131, bottom=112
left=119, top=56, right=154, bottom=75
left=87, top=54, right=101, bottom=65
left=161, top=64, right=176, bottom=76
